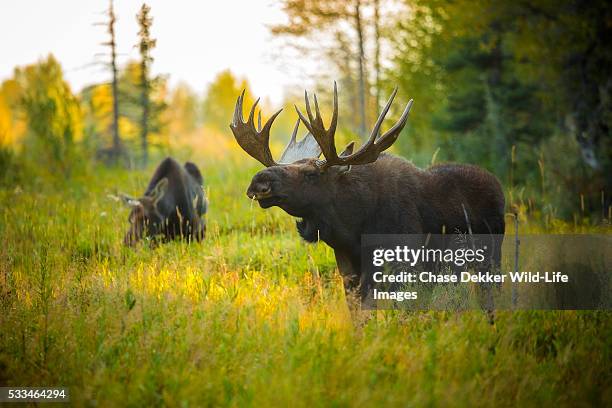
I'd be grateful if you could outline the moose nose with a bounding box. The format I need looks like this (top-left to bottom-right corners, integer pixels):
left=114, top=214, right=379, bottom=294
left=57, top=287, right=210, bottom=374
left=247, top=181, right=272, bottom=200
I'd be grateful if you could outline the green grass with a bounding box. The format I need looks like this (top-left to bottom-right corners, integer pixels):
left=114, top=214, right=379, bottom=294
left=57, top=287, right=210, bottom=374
left=0, top=156, right=610, bottom=407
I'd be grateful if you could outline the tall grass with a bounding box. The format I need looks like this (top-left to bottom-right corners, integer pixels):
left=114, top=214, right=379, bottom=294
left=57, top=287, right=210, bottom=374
left=0, top=156, right=610, bottom=406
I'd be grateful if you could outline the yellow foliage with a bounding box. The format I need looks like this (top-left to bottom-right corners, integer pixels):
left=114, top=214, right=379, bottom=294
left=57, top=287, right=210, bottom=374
left=0, top=81, right=27, bottom=148
left=203, top=69, right=257, bottom=131
left=0, top=94, right=12, bottom=146
left=89, top=84, right=113, bottom=132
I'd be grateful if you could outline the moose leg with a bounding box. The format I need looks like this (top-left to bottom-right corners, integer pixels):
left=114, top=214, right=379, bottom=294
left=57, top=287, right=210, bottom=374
left=198, top=221, right=206, bottom=241
left=492, top=233, right=504, bottom=273
left=334, top=249, right=376, bottom=326
left=476, top=234, right=503, bottom=324
left=191, top=217, right=206, bottom=242
left=334, top=250, right=360, bottom=292
left=334, top=250, right=366, bottom=308
left=486, top=233, right=505, bottom=324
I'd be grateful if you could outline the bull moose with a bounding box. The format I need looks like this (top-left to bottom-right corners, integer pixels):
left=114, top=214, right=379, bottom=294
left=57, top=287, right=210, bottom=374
left=230, top=83, right=505, bottom=301
left=119, top=157, right=207, bottom=246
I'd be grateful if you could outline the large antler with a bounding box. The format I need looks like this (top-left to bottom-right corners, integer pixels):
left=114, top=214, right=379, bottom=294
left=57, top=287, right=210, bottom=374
left=295, top=82, right=414, bottom=170
left=230, top=90, right=322, bottom=167
left=230, top=90, right=281, bottom=167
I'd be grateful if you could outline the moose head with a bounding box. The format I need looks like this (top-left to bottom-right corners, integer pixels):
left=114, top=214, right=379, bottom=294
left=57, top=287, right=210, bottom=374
left=118, top=177, right=168, bottom=246
left=230, top=82, right=413, bottom=220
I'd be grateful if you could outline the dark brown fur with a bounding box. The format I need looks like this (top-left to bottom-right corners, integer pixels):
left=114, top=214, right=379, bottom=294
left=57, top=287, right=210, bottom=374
left=247, top=153, right=505, bottom=297
left=124, top=157, right=207, bottom=245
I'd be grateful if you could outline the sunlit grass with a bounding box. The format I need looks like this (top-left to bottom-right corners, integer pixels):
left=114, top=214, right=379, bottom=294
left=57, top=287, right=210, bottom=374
left=0, top=156, right=610, bottom=406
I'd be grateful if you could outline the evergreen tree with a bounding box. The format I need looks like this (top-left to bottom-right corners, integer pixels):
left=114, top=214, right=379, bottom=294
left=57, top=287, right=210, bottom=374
left=136, top=3, right=156, bottom=166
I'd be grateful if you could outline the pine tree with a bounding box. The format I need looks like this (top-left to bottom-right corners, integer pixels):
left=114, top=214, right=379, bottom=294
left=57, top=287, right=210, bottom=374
left=106, top=0, right=122, bottom=161
left=137, top=3, right=156, bottom=167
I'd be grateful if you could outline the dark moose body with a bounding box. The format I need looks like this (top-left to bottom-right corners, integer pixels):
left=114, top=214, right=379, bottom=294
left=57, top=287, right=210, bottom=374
left=232, top=83, right=505, bottom=299
left=123, top=157, right=207, bottom=246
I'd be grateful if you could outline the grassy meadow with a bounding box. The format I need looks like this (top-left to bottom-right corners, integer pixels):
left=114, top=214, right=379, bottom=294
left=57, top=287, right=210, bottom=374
left=0, top=154, right=610, bottom=407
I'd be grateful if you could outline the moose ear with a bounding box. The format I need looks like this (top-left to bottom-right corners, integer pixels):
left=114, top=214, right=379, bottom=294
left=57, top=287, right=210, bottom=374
left=336, top=141, right=355, bottom=174
left=339, top=141, right=355, bottom=157
left=113, top=193, right=142, bottom=208
left=150, top=177, right=168, bottom=205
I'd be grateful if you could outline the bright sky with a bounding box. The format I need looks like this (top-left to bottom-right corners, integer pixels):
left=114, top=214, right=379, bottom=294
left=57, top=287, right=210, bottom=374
left=0, top=0, right=304, bottom=104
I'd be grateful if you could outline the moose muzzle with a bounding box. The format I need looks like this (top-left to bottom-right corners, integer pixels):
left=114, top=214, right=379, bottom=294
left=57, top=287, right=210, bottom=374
left=247, top=180, right=272, bottom=200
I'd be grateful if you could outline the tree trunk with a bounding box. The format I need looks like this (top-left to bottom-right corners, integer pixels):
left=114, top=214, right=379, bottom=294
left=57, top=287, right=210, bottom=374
left=373, top=0, right=381, bottom=116
left=486, top=22, right=508, bottom=179
left=141, top=62, right=149, bottom=167
left=109, top=0, right=121, bottom=161
left=331, top=31, right=359, bottom=135
left=354, top=0, right=367, bottom=139
left=137, top=3, right=155, bottom=168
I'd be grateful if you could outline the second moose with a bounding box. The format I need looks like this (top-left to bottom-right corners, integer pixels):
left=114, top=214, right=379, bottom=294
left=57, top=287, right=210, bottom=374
left=120, top=157, right=207, bottom=246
